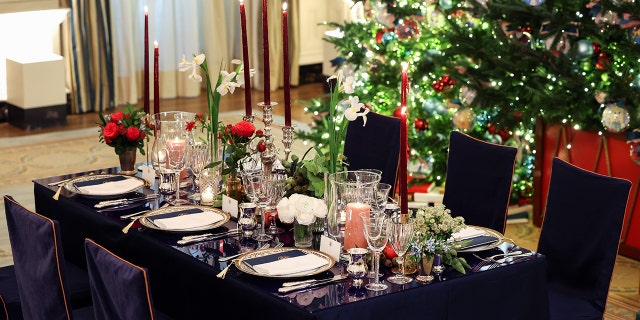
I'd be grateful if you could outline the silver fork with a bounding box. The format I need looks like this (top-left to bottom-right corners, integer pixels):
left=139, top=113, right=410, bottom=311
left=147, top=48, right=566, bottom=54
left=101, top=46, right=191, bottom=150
left=473, top=250, right=523, bottom=263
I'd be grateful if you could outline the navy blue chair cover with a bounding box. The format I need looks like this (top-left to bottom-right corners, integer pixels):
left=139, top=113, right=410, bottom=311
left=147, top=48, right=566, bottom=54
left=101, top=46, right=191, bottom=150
left=441, top=131, right=517, bottom=233
left=538, top=158, right=632, bottom=319
left=3, top=195, right=93, bottom=320
left=343, top=111, right=401, bottom=195
left=0, top=266, right=21, bottom=320
left=84, top=239, right=171, bottom=320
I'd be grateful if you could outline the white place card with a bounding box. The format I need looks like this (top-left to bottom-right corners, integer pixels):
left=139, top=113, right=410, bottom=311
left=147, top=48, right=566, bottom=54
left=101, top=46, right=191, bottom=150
left=139, top=165, right=156, bottom=186
left=320, top=235, right=341, bottom=262
left=222, top=194, right=239, bottom=218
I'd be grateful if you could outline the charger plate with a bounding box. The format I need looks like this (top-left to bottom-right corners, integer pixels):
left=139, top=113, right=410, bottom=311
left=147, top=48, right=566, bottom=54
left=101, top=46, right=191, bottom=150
left=139, top=205, right=230, bottom=232
left=65, top=174, right=146, bottom=199
left=456, top=226, right=504, bottom=253
left=236, top=248, right=335, bottom=278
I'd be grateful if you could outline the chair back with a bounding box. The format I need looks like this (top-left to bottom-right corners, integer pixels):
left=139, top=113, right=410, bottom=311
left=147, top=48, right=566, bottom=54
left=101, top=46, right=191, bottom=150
left=84, top=238, right=157, bottom=320
left=441, top=131, right=517, bottom=233
left=343, top=111, right=401, bottom=195
left=537, top=158, right=631, bottom=318
left=3, top=195, right=75, bottom=320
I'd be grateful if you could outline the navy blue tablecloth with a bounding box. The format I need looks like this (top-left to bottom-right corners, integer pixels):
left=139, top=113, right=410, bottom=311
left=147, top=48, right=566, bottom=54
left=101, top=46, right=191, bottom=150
left=33, top=171, right=549, bottom=320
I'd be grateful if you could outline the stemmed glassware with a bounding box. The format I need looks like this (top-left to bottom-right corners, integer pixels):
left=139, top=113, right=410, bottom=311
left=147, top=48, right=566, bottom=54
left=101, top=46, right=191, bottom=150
left=239, top=170, right=273, bottom=242
left=386, top=218, right=414, bottom=284
left=163, top=121, right=189, bottom=206
left=360, top=213, right=389, bottom=291
left=373, top=183, right=392, bottom=216
left=187, top=142, right=210, bottom=202
left=264, top=174, right=287, bottom=235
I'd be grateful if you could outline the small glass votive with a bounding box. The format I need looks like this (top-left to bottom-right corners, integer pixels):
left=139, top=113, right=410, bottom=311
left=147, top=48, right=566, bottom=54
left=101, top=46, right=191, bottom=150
left=238, top=203, right=257, bottom=237
left=158, top=171, right=176, bottom=195
left=198, top=168, right=220, bottom=206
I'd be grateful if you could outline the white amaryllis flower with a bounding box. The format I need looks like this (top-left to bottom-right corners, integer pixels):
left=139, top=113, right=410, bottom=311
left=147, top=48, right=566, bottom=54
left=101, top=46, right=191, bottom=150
left=216, top=71, right=240, bottom=95
left=178, top=53, right=205, bottom=82
left=344, top=96, right=369, bottom=125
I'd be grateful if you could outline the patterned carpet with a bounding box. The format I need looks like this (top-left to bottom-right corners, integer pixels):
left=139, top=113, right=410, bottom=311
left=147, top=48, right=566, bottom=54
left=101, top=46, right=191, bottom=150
left=1, top=115, right=638, bottom=319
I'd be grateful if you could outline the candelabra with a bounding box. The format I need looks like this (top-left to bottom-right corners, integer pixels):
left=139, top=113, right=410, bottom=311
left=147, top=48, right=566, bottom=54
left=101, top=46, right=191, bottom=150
left=257, top=101, right=296, bottom=174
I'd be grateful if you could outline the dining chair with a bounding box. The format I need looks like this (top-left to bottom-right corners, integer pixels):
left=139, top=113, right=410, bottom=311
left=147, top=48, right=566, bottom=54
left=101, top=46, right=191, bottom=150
left=441, top=130, right=518, bottom=234
left=343, top=111, right=401, bottom=195
left=3, top=195, right=94, bottom=320
left=84, top=238, right=172, bottom=320
left=537, top=158, right=632, bottom=319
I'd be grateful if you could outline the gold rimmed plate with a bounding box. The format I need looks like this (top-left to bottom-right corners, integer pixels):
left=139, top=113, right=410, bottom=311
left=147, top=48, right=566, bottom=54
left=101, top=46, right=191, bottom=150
left=236, top=248, right=335, bottom=278
left=456, top=226, right=504, bottom=253
left=65, top=174, right=147, bottom=199
left=139, top=205, right=230, bottom=233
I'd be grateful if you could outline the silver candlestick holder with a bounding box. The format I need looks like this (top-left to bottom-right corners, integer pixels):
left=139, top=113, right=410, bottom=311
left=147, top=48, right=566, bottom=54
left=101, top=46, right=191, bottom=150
left=243, top=114, right=255, bottom=123
left=258, top=101, right=278, bottom=175
left=282, top=125, right=295, bottom=161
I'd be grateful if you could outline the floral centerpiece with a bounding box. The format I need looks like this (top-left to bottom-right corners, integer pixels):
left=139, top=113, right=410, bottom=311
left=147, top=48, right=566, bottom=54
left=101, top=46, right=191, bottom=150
left=219, top=120, right=263, bottom=177
left=179, top=54, right=251, bottom=167
left=277, top=193, right=328, bottom=247
left=411, top=204, right=471, bottom=274
left=98, top=104, right=153, bottom=156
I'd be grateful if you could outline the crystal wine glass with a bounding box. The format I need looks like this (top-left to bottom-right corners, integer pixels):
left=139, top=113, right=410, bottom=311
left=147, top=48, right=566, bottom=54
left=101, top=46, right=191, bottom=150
left=264, top=174, right=287, bottom=235
left=165, top=134, right=189, bottom=206
left=360, top=212, right=389, bottom=291
left=373, top=183, right=392, bottom=216
left=187, top=142, right=210, bottom=201
left=240, top=170, right=273, bottom=242
left=386, top=218, right=414, bottom=284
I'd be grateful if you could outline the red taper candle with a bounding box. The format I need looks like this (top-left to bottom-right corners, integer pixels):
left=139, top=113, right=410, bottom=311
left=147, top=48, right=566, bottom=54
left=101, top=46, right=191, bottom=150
left=143, top=6, right=149, bottom=114
left=399, top=105, right=408, bottom=216
left=239, top=0, right=252, bottom=117
left=282, top=2, right=291, bottom=126
left=153, top=41, right=159, bottom=115
left=262, top=0, right=270, bottom=104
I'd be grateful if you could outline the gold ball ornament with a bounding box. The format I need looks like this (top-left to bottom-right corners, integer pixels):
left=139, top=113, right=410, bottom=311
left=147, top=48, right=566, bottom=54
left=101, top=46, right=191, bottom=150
left=452, top=107, right=475, bottom=131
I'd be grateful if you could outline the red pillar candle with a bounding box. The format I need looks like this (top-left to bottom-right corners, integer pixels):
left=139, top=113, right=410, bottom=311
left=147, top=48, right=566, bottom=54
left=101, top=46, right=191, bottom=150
left=239, top=0, right=252, bottom=117
left=143, top=6, right=149, bottom=114
left=153, top=41, right=159, bottom=115
left=282, top=2, right=291, bottom=126
left=262, top=0, right=270, bottom=104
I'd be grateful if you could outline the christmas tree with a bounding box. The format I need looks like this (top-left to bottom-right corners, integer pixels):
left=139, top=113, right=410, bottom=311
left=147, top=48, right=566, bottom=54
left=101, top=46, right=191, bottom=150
left=296, top=0, right=640, bottom=204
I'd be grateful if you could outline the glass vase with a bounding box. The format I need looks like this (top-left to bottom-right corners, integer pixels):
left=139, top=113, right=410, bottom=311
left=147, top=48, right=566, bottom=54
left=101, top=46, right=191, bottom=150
left=294, top=218, right=314, bottom=248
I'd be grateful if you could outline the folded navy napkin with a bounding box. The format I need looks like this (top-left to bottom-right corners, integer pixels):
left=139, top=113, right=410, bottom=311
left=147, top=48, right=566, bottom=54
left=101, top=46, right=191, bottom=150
left=459, top=235, right=500, bottom=250
left=74, top=176, right=128, bottom=187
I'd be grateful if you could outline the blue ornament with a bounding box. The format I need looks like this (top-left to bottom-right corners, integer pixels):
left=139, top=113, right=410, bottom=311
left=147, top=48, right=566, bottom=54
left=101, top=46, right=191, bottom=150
left=423, top=97, right=445, bottom=113
left=382, top=32, right=397, bottom=45
left=439, top=0, right=453, bottom=10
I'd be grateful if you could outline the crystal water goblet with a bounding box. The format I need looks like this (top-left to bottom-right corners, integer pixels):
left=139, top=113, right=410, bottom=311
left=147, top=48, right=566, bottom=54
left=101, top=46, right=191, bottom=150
left=240, top=170, right=273, bottom=242
left=187, top=142, right=210, bottom=201
left=360, top=213, right=389, bottom=291
left=165, top=136, right=189, bottom=206
left=265, top=174, right=287, bottom=235
left=386, top=218, right=414, bottom=284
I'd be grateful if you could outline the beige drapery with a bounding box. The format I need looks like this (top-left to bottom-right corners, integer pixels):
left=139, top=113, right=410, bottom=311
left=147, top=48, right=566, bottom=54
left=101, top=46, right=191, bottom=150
left=108, top=0, right=300, bottom=110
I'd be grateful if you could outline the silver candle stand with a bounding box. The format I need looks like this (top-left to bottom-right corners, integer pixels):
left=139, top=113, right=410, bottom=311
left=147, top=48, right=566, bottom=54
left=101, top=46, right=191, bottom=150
left=257, top=101, right=296, bottom=174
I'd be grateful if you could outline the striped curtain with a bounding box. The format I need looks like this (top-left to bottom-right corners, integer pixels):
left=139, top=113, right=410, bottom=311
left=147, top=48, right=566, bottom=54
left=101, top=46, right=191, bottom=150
left=61, top=0, right=114, bottom=114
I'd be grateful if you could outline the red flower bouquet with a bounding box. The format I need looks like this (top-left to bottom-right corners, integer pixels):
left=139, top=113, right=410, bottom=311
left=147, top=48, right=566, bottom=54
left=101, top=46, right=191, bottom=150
left=219, top=120, right=263, bottom=176
left=98, top=104, right=153, bottom=155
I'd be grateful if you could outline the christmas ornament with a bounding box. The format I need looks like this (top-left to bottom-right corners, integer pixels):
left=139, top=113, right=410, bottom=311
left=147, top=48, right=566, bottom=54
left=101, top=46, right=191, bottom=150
left=382, top=31, right=397, bottom=45
left=632, top=74, right=640, bottom=91
left=432, top=75, right=456, bottom=92
left=422, top=97, right=446, bottom=114
left=601, top=102, right=630, bottom=133
left=396, top=19, right=420, bottom=39
left=627, top=129, right=640, bottom=165
left=452, top=107, right=475, bottom=131
left=393, top=107, right=404, bottom=118
left=439, top=0, right=453, bottom=10
left=459, top=86, right=477, bottom=105
left=414, top=118, right=429, bottom=131
left=574, top=39, right=594, bottom=60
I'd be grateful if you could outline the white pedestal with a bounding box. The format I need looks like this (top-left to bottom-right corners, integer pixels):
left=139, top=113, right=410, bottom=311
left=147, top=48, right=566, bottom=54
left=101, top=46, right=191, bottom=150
left=6, top=54, right=67, bottom=130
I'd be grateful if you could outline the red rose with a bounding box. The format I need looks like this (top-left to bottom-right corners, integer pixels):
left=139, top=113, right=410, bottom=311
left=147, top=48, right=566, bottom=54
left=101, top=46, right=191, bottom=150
left=118, top=124, right=126, bottom=135
left=102, top=122, right=119, bottom=140
left=257, top=141, right=266, bottom=152
left=231, top=121, right=256, bottom=138
left=255, top=129, right=264, bottom=137
left=110, top=112, right=124, bottom=123
left=125, top=127, right=141, bottom=141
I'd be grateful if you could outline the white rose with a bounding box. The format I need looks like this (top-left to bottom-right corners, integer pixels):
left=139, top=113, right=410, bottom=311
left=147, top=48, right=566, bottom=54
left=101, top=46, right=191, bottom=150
left=276, top=197, right=295, bottom=224
left=296, top=211, right=316, bottom=225
left=311, top=198, right=328, bottom=218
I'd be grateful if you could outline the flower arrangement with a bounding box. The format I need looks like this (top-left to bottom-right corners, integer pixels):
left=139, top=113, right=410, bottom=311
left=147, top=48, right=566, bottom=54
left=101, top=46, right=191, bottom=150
left=218, top=120, right=263, bottom=177
left=411, top=204, right=471, bottom=274
left=179, top=54, right=252, bottom=165
left=276, top=193, right=328, bottom=225
left=98, top=104, right=153, bottom=155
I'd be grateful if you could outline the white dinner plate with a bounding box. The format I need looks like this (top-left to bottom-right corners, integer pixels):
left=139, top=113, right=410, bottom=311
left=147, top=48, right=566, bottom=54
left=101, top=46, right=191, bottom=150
left=236, top=248, right=335, bottom=278
left=139, top=205, right=230, bottom=232
left=65, top=174, right=147, bottom=199
left=456, top=226, right=504, bottom=253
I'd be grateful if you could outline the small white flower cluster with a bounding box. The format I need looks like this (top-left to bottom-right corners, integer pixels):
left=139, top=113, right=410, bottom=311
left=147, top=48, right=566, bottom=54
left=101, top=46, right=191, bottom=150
left=276, top=194, right=328, bottom=225
left=413, top=204, right=465, bottom=256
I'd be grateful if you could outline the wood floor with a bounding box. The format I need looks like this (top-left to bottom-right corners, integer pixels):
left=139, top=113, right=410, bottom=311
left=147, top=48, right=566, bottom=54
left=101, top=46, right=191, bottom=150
left=0, top=82, right=326, bottom=138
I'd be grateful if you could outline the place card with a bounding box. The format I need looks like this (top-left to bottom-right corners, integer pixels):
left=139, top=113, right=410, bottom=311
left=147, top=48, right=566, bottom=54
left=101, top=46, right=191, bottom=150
left=222, top=194, right=239, bottom=218
left=139, top=165, right=156, bottom=186
left=320, top=235, right=341, bottom=261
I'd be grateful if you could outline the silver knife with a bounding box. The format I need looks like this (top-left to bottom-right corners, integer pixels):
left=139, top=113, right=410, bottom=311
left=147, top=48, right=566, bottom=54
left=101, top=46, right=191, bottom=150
left=277, top=274, right=347, bottom=294
left=176, top=229, right=240, bottom=245
left=95, top=194, right=155, bottom=208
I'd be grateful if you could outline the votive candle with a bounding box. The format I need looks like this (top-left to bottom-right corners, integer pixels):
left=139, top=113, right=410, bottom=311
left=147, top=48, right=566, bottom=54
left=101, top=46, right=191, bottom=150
left=239, top=0, right=252, bottom=117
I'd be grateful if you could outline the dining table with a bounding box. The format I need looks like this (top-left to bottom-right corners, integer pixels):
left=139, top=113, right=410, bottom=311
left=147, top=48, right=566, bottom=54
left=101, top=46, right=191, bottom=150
left=32, top=166, right=550, bottom=320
